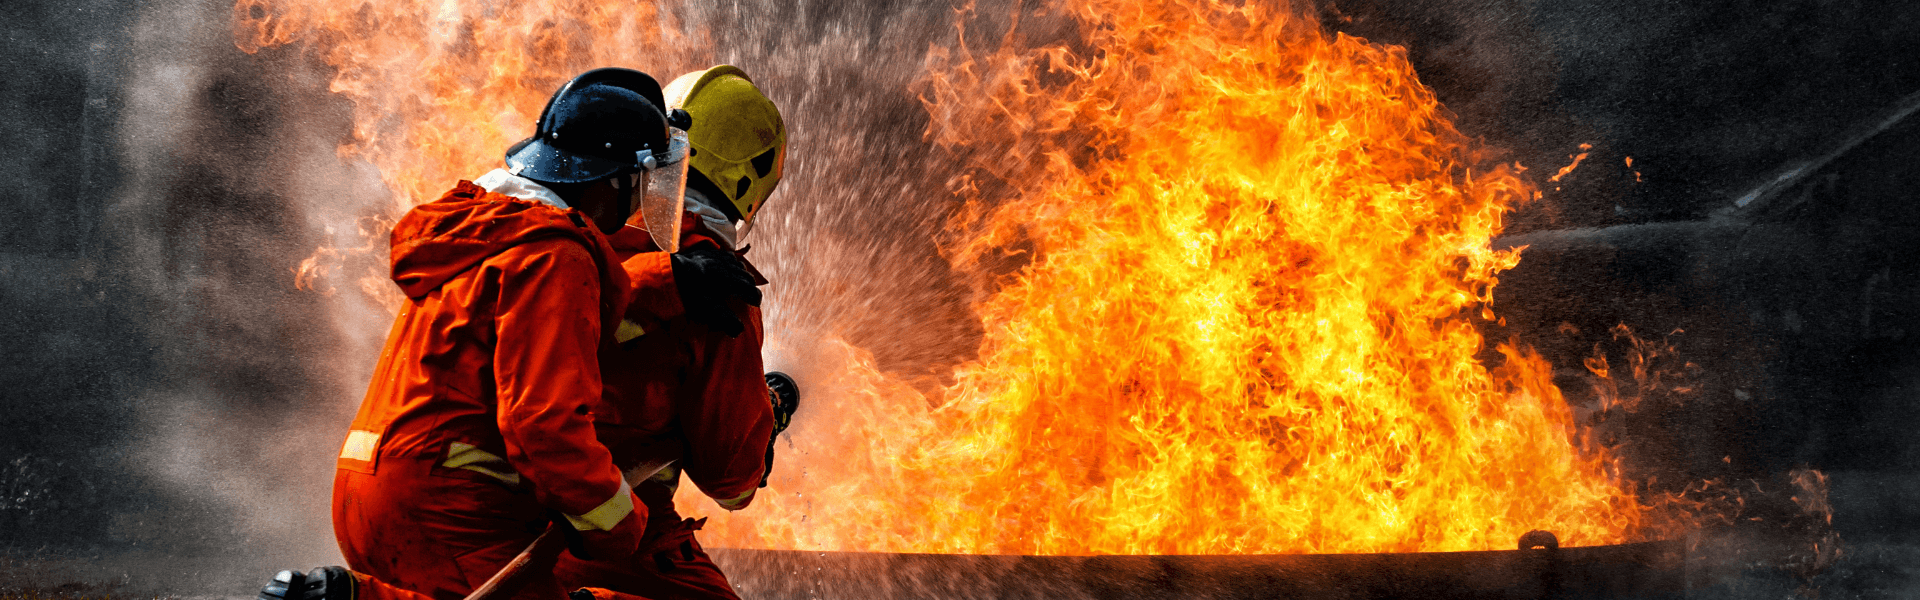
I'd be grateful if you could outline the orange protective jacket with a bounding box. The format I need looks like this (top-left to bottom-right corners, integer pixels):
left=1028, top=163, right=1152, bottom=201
left=332, top=182, right=642, bottom=600
left=598, top=219, right=773, bottom=515
left=547, top=219, right=772, bottom=600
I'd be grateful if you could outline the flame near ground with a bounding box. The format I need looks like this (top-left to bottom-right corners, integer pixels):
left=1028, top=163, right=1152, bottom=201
left=234, top=0, right=1691, bottom=555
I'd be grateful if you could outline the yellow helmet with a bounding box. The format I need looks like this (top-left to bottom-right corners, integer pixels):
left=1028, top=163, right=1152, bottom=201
left=663, top=65, right=786, bottom=229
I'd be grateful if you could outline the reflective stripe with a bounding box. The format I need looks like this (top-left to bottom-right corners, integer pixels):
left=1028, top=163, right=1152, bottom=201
left=564, top=479, right=634, bottom=532
left=714, top=488, right=755, bottom=510
left=443, top=442, right=523, bottom=486
left=340, top=430, right=380, bottom=462
left=614, top=319, right=647, bottom=343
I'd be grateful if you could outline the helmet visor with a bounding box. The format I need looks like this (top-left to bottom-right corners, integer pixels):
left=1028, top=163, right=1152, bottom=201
left=628, top=129, right=691, bottom=253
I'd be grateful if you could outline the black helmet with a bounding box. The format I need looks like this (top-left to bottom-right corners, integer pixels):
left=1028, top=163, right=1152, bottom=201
left=505, top=68, right=672, bottom=184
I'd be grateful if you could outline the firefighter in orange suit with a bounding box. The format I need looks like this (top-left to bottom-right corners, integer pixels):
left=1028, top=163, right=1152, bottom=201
left=258, top=68, right=697, bottom=600
left=556, top=65, right=795, bottom=600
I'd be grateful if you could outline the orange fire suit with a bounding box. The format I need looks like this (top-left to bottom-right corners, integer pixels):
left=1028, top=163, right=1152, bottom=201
left=553, top=219, right=774, bottom=600
left=332, top=181, right=644, bottom=600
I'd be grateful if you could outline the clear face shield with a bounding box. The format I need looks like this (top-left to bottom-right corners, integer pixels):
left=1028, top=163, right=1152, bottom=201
left=626, top=128, right=691, bottom=253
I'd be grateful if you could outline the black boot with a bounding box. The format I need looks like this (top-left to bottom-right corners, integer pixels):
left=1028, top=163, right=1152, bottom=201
left=258, top=569, right=306, bottom=600
left=259, top=567, right=356, bottom=600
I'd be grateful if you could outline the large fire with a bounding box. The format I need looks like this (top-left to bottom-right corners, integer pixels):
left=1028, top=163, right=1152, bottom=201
left=238, top=0, right=1672, bottom=555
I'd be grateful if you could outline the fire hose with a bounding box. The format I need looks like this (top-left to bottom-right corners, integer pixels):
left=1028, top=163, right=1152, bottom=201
left=458, top=459, right=673, bottom=600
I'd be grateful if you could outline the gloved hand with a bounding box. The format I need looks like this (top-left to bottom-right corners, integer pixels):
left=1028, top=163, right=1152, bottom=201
left=669, top=244, right=762, bottom=337
left=760, top=372, right=801, bottom=488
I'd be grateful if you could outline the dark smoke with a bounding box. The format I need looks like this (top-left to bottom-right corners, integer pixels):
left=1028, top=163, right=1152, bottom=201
left=104, top=0, right=370, bottom=586
left=5, top=0, right=368, bottom=591
left=0, top=0, right=135, bottom=556
left=1331, top=0, right=1920, bottom=228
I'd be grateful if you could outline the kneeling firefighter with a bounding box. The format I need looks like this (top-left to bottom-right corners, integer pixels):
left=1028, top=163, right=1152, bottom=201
left=557, top=64, right=799, bottom=600
left=258, top=67, right=698, bottom=600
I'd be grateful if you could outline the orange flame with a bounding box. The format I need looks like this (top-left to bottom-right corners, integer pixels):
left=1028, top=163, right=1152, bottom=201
left=703, top=0, right=1664, bottom=554
left=239, top=0, right=1681, bottom=555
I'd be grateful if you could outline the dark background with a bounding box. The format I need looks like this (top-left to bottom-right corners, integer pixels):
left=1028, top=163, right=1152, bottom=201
left=2, top=0, right=1916, bottom=595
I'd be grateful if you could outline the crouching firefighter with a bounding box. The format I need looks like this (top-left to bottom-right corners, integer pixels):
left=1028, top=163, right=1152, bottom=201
left=258, top=68, right=695, bottom=600
left=557, top=64, right=798, bottom=600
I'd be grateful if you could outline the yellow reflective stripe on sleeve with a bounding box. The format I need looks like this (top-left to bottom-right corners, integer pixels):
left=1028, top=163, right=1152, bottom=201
left=714, top=488, right=755, bottom=510
left=614, top=319, right=646, bottom=343
left=563, top=479, right=634, bottom=532
left=443, top=442, right=523, bottom=486
left=340, top=430, right=380, bottom=462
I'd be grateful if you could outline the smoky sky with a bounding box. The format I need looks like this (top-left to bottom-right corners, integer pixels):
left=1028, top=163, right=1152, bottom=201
left=2, top=0, right=1918, bottom=595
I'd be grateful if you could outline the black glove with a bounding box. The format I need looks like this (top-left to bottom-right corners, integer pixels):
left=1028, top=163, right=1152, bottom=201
left=760, top=372, right=801, bottom=488
left=669, top=244, right=762, bottom=337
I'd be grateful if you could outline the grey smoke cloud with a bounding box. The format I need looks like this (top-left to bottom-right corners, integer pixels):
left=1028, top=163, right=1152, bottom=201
left=93, top=0, right=370, bottom=590
left=12, top=0, right=395, bottom=590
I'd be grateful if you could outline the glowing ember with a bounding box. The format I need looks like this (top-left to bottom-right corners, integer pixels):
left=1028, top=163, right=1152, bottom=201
left=1551, top=142, right=1594, bottom=183
left=238, top=0, right=1675, bottom=556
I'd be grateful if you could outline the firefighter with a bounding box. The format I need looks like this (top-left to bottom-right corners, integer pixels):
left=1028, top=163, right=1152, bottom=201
left=260, top=68, right=695, bottom=600
left=555, top=64, right=795, bottom=600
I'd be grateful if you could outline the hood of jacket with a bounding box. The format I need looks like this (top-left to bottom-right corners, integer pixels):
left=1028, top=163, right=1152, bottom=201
left=391, top=181, right=626, bottom=301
